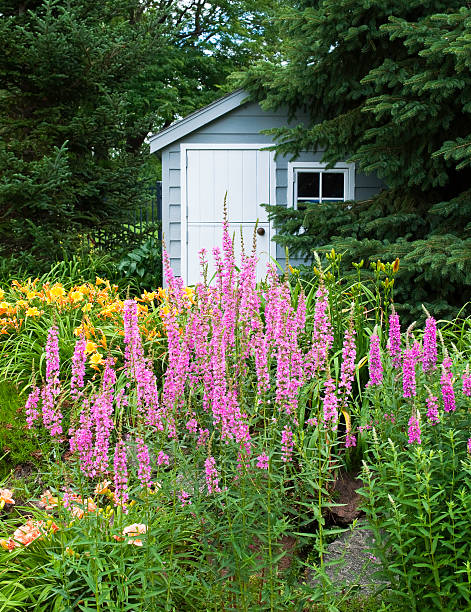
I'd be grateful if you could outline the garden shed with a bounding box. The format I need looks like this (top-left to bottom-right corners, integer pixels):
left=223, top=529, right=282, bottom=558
left=149, top=89, right=383, bottom=285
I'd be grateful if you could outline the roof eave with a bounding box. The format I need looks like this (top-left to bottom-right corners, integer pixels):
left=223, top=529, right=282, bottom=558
left=149, top=89, right=248, bottom=153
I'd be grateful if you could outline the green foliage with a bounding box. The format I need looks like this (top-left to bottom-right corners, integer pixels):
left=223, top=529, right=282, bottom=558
left=238, top=0, right=471, bottom=321
left=0, top=383, right=49, bottom=476
left=0, top=0, right=278, bottom=265
left=117, top=235, right=162, bottom=291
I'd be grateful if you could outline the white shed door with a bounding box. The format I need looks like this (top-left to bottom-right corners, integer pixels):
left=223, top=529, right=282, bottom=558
left=184, top=147, right=273, bottom=285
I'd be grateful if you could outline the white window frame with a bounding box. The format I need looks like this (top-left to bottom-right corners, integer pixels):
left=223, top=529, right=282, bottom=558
left=287, top=162, right=355, bottom=209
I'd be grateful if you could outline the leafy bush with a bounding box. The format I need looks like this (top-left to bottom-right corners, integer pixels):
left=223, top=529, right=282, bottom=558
left=117, top=235, right=162, bottom=291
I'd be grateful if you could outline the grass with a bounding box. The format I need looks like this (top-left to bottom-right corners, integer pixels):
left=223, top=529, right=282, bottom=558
left=0, top=382, right=50, bottom=482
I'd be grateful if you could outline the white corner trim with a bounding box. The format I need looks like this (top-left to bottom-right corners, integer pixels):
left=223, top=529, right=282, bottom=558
left=180, top=143, right=277, bottom=285
left=287, top=161, right=355, bottom=208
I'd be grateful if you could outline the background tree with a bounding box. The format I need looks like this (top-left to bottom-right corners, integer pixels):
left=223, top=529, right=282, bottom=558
left=238, top=0, right=471, bottom=319
left=0, top=0, right=276, bottom=263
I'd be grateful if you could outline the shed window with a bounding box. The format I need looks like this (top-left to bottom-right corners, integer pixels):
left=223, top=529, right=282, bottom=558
left=296, top=168, right=348, bottom=210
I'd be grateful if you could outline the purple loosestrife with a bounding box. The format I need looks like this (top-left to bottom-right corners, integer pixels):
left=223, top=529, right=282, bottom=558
left=407, top=413, right=421, bottom=445
left=305, top=285, right=333, bottom=376
left=136, top=437, right=152, bottom=488
left=123, top=299, right=144, bottom=377
left=70, top=337, right=87, bottom=400
left=463, top=366, right=471, bottom=397
left=256, top=453, right=269, bottom=470
left=426, top=394, right=439, bottom=425
left=275, top=285, right=304, bottom=417
left=113, top=439, right=129, bottom=511
left=422, top=316, right=438, bottom=373
left=197, top=428, right=209, bottom=447
left=178, top=490, right=191, bottom=507
left=25, top=386, right=41, bottom=429
left=91, top=359, right=116, bottom=474
left=402, top=342, right=421, bottom=399
left=220, top=218, right=237, bottom=351
left=281, top=425, right=294, bottom=463
left=388, top=312, right=402, bottom=369
left=157, top=451, right=170, bottom=466
left=468, top=439, right=471, bottom=454
left=441, top=357, right=456, bottom=412
left=42, top=325, right=62, bottom=436
left=367, top=331, right=383, bottom=386
left=204, top=457, right=221, bottom=494
left=69, top=399, right=94, bottom=476
left=345, top=433, right=356, bottom=448
left=322, top=378, right=339, bottom=429
left=338, top=322, right=356, bottom=406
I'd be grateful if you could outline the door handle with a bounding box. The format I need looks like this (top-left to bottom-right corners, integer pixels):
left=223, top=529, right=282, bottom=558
left=257, top=227, right=265, bottom=236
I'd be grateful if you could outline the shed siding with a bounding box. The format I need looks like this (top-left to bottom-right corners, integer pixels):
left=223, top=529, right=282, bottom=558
left=160, top=101, right=383, bottom=278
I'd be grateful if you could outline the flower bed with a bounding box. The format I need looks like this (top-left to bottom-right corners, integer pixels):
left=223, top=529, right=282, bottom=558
left=0, top=222, right=470, bottom=610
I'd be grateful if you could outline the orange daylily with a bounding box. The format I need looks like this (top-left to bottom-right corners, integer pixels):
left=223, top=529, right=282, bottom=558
left=38, top=490, right=59, bottom=512
left=114, top=523, right=147, bottom=546
left=94, top=480, right=112, bottom=495
left=0, top=519, right=58, bottom=551
left=0, top=489, right=14, bottom=507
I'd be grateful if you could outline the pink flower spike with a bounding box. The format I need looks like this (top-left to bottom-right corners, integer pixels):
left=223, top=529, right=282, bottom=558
left=388, top=313, right=402, bottom=369
left=468, top=439, right=471, bottom=454
left=113, top=440, right=129, bottom=511
left=281, top=426, right=294, bottom=463
left=338, top=323, right=356, bottom=406
left=178, top=490, right=191, bottom=507
left=204, top=456, right=221, bottom=494
left=402, top=342, right=421, bottom=399
left=136, top=437, right=152, bottom=488
left=441, top=358, right=456, bottom=413
left=462, top=366, right=471, bottom=397
left=322, top=378, right=339, bottom=428
left=367, top=332, right=383, bottom=386
left=70, top=336, right=87, bottom=400
left=25, top=386, right=41, bottom=429
left=42, top=325, right=62, bottom=436
left=407, top=414, right=421, bottom=445
left=157, top=451, right=170, bottom=467
left=345, top=432, right=356, bottom=448
left=426, top=395, right=439, bottom=425
left=422, top=316, right=437, bottom=373
left=256, top=453, right=269, bottom=470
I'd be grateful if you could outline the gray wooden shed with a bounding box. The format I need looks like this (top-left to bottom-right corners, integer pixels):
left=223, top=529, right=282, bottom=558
left=149, top=89, right=383, bottom=285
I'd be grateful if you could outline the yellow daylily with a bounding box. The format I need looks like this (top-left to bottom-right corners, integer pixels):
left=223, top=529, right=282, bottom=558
left=70, top=290, right=84, bottom=303
left=141, top=290, right=157, bottom=302
left=50, top=285, right=66, bottom=299
left=85, top=341, right=98, bottom=354
left=26, top=307, right=41, bottom=317
left=89, top=352, right=104, bottom=367
left=0, top=301, right=11, bottom=315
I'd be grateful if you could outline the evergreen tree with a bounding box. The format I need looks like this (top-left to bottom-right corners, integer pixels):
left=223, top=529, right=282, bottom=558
left=239, top=0, right=471, bottom=319
left=0, top=0, right=275, bottom=260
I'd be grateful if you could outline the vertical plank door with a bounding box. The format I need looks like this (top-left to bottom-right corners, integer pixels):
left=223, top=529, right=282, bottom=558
left=184, top=147, right=273, bottom=285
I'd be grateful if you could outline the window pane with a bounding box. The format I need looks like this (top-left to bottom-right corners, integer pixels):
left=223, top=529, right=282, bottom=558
left=322, top=172, right=344, bottom=199
left=297, top=172, right=320, bottom=198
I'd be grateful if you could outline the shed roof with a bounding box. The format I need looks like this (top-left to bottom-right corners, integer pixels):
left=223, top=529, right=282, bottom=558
left=149, top=89, right=248, bottom=153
